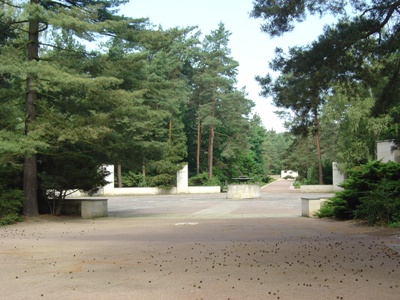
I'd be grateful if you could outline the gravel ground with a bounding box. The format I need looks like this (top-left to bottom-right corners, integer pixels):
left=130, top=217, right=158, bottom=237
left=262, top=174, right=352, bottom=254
left=1, top=180, right=399, bottom=300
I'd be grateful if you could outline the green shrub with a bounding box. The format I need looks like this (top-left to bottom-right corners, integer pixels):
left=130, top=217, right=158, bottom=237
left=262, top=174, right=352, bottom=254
left=189, top=172, right=221, bottom=187
left=355, top=180, right=400, bottom=225
left=327, top=161, right=400, bottom=225
left=315, top=200, right=335, bottom=218
left=388, top=222, right=400, bottom=228
left=121, top=171, right=145, bottom=187
left=0, top=188, right=23, bottom=225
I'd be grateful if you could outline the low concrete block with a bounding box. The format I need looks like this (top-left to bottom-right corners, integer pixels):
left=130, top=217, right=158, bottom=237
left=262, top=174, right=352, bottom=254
left=81, top=199, right=108, bottom=219
left=301, top=197, right=331, bottom=217
left=301, top=197, right=322, bottom=217
left=62, top=198, right=108, bottom=219
left=226, top=184, right=260, bottom=199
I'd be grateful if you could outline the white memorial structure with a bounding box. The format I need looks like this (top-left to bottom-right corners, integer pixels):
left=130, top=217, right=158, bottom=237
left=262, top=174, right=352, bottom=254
left=99, top=164, right=220, bottom=196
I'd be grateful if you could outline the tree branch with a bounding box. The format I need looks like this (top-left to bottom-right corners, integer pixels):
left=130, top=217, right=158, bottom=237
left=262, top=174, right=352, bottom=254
left=0, top=0, right=23, bottom=9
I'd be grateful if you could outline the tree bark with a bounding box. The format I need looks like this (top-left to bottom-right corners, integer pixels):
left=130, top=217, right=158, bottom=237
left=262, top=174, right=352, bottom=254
left=208, top=123, right=214, bottom=180
left=23, top=2, right=39, bottom=216
left=117, top=163, right=122, bottom=188
left=196, top=118, right=201, bottom=175
left=142, top=159, right=146, bottom=185
left=168, top=119, right=172, bottom=147
left=207, top=97, right=215, bottom=180
left=314, top=112, right=324, bottom=185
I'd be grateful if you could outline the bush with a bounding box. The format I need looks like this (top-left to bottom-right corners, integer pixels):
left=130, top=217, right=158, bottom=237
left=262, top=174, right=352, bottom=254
left=189, top=172, right=221, bottom=186
left=326, top=161, right=400, bottom=225
left=0, top=188, right=23, bottom=225
left=355, top=180, right=400, bottom=225
left=260, top=174, right=273, bottom=185
left=121, top=171, right=145, bottom=187
left=315, top=200, right=335, bottom=218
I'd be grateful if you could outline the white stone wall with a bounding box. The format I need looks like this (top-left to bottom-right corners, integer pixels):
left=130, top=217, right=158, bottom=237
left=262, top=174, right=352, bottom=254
left=95, top=164, right=220, bottom=196
left=332, top=162, right=345, bottom=191
left=377, top=140, right=400, bottom=163
left=102, top=165, right=115, bottom=195
left=281, top=170, right=298, bottom=178
left=176, top=164, right=189, bottom=193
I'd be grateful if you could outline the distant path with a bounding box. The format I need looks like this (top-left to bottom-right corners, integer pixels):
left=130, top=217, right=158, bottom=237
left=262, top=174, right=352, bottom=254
left=261, top=178, right=296, bottom=193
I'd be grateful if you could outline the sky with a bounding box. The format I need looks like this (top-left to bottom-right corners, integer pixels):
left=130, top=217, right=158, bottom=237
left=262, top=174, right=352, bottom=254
left=120, top=0, right=336, bottom=132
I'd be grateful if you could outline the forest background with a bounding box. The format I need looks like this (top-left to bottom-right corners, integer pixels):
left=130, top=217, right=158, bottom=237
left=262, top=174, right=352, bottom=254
left=1, top=0, right=399, bottom=220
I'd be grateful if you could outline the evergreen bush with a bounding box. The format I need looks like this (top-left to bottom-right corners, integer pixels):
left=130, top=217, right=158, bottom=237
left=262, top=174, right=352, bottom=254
left=327, top=161, right=400, bottom=225
left=0, top=188, right=23, bottom=225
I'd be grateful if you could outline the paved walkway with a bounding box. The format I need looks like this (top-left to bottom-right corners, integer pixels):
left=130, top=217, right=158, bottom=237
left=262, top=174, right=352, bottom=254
left=107, top=179, right=331, bottom=219
left=1, top=179, right=399, bottom=300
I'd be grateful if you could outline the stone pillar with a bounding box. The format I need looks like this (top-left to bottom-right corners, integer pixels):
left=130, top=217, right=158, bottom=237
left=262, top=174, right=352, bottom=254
left=102, top=165, right=115, bottom=195
left=332, top=162, right=345, bottom=191
left=176, top=164, right=189, bottom=194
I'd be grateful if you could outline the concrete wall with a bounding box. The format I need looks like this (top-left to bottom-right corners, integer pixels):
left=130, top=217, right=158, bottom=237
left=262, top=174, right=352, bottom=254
left=332, top=162, right=345, bottom=191
left=299, top=185, right=334, bottom=193
left=102, top=165, right=115, bottom=195
left=97, top=164, right=220, bottom=196
left=377, top=140, right=400, bottom=163
left=226, top=184, right=260, bottom=199
left=113, top=187, right=176, bottom=196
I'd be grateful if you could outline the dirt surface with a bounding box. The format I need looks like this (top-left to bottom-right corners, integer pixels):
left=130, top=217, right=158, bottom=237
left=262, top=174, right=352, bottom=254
left=1, top=179, right=399, bottom=300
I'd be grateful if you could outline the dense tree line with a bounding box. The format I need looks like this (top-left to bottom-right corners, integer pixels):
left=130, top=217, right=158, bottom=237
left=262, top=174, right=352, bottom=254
left=0, top=0, right=273, bottom=218
left=251, top=0, right=400, bottom=183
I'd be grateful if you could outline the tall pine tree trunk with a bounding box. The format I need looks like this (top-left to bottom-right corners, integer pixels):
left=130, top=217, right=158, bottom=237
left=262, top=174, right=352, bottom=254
left=196, top=118, right=201, bottom=175
left=207, top=97, right=215, bottom=180
left=208, top=124, right=214, bottom=180
left=23, top=3, right=39, bottom=216
left=313, top=111, right=324, bottom=185
left=142, top=159, right=146, bottom=185
left=168, top=119, right=173, bottom=147
left=117, top=163, right=122, bottom=188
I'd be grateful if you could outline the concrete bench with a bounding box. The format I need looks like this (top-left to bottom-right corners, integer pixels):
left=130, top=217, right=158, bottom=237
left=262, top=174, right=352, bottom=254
left=61, top=198, right=108, bottom=219
left=301, top=197, right=331, bottom=217
left=226, top=184, right=260, bottom=199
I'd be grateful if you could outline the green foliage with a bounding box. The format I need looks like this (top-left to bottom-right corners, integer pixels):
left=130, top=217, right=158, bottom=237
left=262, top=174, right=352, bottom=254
left=0, top=188, right=23, bottom=225
left=150, top=173, right=175, bottom=189
left=263, top=130, right=290, bottom=175
left=1, top=0, right=273, bottom=216
left=355, top=180, right=400, bottom=225
left=315, top=201, right=335, bottom=218
left=251, top=0, right=346, bottom=37
left=39, top=152, right=110, bottom=215
left=189, top=172, right=221, bottom=187
left=120, top=171, right=145, bottom=187
left=388, top=222, right=400, bottom=228
left=252, top=0, right=400, bottom=150
left=327, top=161, right=400, bottom=224
left=320, top=84, right=387, bottom=169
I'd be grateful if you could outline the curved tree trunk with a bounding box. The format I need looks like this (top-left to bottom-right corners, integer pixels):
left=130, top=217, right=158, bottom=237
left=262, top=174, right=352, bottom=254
left=23, top=2, right=39, bottom=216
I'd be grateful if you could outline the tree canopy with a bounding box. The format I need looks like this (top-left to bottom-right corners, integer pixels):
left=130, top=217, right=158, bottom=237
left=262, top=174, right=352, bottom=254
left=0, top=1, right=268, bottom=217
left=251, top=0, right=400, bottom=178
